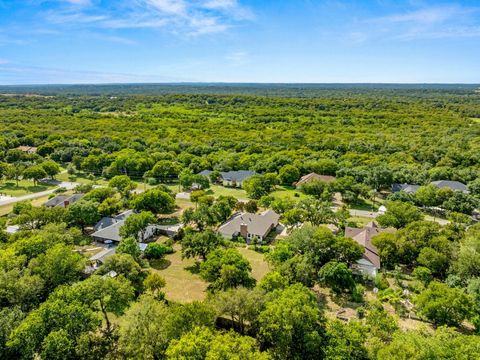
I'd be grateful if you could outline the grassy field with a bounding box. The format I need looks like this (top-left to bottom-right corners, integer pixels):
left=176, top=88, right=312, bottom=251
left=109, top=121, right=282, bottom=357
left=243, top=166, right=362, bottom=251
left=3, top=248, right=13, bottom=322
left=207, top=185, right=247, bottom=199
left=56, top=172, right=109, bottom=186
left=271, top=185, right=306, bottom=201
left=236, top=246, right=270, bottom=281
left=0, top=180, right=55, bottom=196
left=0, top=194, right=51, bottom=216
left=150, top=243, right=270, bottom=303
left=150, top=244, right=208, bottom=303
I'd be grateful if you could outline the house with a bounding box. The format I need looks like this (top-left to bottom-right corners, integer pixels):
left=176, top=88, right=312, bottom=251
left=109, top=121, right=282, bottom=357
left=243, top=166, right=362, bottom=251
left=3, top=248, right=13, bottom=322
left=391, top=183, right=420, bottom=194
left=345, top=221, right=395, bottom=278
left=199, top=170, right=255, bottom=187
left=15, top=146, right=37, bottom=154
left=218, top=209, right=280, bottom=243
left=430, top=180, right=469, bottom=193
left=43, top=193, right=84, bottom=208
left=295, top=172, right=336, bottom=187
left=91, top=209, right=156, bottom=243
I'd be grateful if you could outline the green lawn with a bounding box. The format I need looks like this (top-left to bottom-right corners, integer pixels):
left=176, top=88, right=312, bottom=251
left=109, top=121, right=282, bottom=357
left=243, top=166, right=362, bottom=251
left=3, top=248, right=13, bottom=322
left=208, top=185, right=247, bottom=199
left=0, top=194, right=51, bottom=216
left=236, top=246, right=270, bottom=282
left=149, top=243, right=270, bottom=303
left=56, top=172, right=109, bottom=186
left=150, top=244, right=208, bottom=303
left=348, top=197, right=380, bottom=211
left=0, top=180, right=55, bottom=196
left=271, top=185, right=306, bottom=201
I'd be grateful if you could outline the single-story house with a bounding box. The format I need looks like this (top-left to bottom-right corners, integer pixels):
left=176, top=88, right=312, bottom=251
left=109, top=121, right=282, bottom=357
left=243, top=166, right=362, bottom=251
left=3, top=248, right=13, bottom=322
left=218, top=209, right=280, bottom=243
left=91, top=209, right=156, bottom=243
left=43, top=193, right=84, bottom=208
left=15, top=146, right=37, bottom=154
left=295, top=172, right=336, bottom=187
left=198, top=170, right=256, bottom=187
left=156, top=223, right=184, bottom=237
left=392, top=180, right=468, bottom=195
left=391, top=183, right=420, bottom=194
left=430, top=180, right=469, bottom=193
left=345, top=221, right=395, bottom=278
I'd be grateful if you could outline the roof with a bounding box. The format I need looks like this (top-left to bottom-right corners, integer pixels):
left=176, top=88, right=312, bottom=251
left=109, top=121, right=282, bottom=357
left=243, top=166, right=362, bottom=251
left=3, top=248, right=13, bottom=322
left=218, top=209, right=280, bottom=238
left=43, top=193, right=84, bottom=207
left=431, top=180, right=468, bottom=193
left=392, top=183, right=420, bottom=194
left=91, top=210, right=135, bottom=242
left=15, top=146, right=37, bottom=153
left=296, top=173, right=336, bottom=186
left=198, top=170, right=255, bottom=183
left=345, top=222, right=395, bottom=269
left=89, top=247, right=116, bottom=262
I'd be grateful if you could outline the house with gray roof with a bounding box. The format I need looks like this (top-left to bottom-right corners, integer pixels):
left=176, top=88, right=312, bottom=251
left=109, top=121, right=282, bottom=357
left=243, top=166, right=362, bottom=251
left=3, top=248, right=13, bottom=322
left=199, top=170, right=255, bottom=188
left=91, top=209, right=156, bottom=243
left=44, top=193, right=84, bottom=208
left=391, top=183, right=420, bottom=194
left=430, top=180, right=469, bottom=193
left=218, top=209, right=280, bottom=243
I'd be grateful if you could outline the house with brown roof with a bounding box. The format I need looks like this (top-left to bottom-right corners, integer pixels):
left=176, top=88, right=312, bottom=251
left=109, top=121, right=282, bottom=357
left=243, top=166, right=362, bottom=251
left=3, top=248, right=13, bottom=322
left=15, top=146, right=38, bottom=154
left=218, top=209, right=280, bottom=243
left=345, top=221, right=395, bottom=278
left=295, top=172, right=336, bottom=187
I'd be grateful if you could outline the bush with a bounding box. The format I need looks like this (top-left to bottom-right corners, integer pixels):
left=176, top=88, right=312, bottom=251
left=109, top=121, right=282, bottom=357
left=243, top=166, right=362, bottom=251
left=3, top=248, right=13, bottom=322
left=375, top=273, right=390, bottom=290
left=144, top=243, right=173, bottom=259
left=351, top=284, right=365, bottom=303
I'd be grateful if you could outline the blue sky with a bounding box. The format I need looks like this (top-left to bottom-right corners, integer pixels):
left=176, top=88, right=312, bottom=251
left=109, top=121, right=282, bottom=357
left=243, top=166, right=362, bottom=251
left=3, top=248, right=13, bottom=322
left=0, top=0, right=479, bottom=84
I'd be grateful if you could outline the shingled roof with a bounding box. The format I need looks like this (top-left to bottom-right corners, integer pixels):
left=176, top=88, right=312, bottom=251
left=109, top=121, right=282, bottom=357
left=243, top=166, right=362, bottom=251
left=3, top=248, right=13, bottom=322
left=345, top=222, right=395, bottom=269
left=295, top=172, right=336, bottom=187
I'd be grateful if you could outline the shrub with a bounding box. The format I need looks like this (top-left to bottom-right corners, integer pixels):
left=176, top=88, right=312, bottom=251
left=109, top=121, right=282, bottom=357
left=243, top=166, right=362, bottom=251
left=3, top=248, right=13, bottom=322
left=144, top=243, right=173, bottom=259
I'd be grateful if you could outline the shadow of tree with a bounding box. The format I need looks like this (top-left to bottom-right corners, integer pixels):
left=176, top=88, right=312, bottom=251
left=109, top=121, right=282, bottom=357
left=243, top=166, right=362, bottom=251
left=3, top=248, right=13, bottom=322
left=149, top=258, right=171, bottom=270
left=185, top=262, right=201, bottom=274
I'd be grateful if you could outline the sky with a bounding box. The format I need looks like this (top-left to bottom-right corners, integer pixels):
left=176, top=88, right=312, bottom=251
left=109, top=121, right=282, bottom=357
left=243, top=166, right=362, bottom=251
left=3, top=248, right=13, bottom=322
left=0, top=0, right=479, bottom=84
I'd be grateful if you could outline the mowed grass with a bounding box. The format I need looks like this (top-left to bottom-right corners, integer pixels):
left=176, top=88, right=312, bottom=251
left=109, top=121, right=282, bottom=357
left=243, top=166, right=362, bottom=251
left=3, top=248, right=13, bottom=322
left=150, top=244, right=208, bottom=303
left=271, top=185, right=306, bottom=201
left=208, top=185, right=247, bottom=199
left=236, top=246, right=270, bottom=282
left=150, top=244, right=270, bottom=303
left=56, top=172, right=109, bottom=186
left=0, top=194, right=51, bottom=216
left=0, top=180, right=55, bottom=196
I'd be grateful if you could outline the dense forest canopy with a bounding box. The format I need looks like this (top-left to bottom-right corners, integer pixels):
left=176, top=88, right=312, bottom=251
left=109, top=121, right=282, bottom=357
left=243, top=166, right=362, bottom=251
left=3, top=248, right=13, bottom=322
left=1, top=85, right=480, bottom=359
left=1, top=86, right=480, bottom=185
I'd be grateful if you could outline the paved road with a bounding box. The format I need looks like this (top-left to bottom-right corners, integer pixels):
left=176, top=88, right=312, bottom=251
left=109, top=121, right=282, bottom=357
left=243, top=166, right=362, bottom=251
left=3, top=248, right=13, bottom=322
left=0, top=180, right=79, bottom=207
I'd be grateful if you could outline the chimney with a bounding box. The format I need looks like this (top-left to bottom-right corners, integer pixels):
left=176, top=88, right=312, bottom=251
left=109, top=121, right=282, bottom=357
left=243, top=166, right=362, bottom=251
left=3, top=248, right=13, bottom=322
left=240, top=223, right=248, bottom=239
left=63, top=200, right=70, bottom=208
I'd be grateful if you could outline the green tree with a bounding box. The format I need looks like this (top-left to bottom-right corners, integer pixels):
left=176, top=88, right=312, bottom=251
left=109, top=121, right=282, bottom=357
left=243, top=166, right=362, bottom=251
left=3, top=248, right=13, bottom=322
left=318, top=261, right=356, bottom=295
left=29, top=243, right=86, bottom=291
left=67, top=199, right=100, bottom=232
left=415, top=281, right=473, bottom=327
left=258, top=284, right=326, bottom=360
left=23, top=165, right=47, bottom=185
left=182, top=229, right=224, bottom=261
left=117, top=237, right=142, bottom=262
left=131, top=189, right=175, bottom=214
left=200, top=248, right=256, bottom=291
left=108, top=175, right=136, bottom=194
left=120, top=211, right=155, bottom=241
left=40, top=160, right=61, bottom=180
left=279, top=164, right=300, bottom=185
left=377, top=201, right=423, bottom=228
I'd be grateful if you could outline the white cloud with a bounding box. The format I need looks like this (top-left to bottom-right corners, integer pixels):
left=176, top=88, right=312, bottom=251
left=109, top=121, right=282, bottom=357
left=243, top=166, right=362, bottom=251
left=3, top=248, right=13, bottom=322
left=0, top=59, right=9, bottom=64
left=40, top=0, right=253, bottom=36
left=362, top=4, right=480, bottom=41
